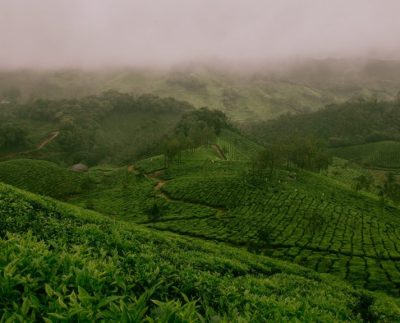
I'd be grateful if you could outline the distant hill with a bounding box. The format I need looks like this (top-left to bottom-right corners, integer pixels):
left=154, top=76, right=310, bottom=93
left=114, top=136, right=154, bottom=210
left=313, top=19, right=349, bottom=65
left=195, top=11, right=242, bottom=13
left=1, top=181, right=400, bottom=321
left=1, top=59, right=400, bottom=121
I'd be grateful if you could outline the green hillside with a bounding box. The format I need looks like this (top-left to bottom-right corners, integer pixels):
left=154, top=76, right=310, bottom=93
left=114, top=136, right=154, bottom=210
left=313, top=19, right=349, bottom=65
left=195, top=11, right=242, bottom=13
left=332, top=141, right=400, bottom=169
left=141, top=161, right=400, bottom=296
left=0, top=93, right=191, bottom=165
left=2, top=60, right=400, bottom=122
left=1, top=182, right=400, bottom=321
left=0, top=159, right=87, bottom=198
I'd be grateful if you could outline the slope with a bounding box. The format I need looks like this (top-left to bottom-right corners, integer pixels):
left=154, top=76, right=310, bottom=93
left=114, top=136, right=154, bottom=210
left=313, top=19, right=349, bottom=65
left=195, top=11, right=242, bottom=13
left=3, top=59, right=400, bottom=122
left=331, top=141, right=400, bottom=169
left=145, top=161, right=400, bottom=296
left=1, top=182, right=400, bottom=321
left=0, top=159, right=87, bottom=198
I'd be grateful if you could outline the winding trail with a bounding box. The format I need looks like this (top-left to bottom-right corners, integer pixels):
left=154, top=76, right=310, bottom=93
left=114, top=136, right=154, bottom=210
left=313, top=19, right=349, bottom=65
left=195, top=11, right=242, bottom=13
left=37, top=131, right=59, bottom=149
left=212, top=144, right=227, bottom=160
left=1, top=130, right=60, bottom=159
left=139, top=166, right=226, bottom=217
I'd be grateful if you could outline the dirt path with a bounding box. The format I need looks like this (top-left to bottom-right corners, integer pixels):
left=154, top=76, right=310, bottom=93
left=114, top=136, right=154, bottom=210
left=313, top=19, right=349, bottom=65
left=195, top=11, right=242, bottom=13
left=1, top=130, right=60, bottom=159
left=37, top=131, right=59, bottom=149
left=143, top=168, right=225, bottom=215
left=144, top=170, right=170, bottom=200
left=212, top=144, right=227, bottom=160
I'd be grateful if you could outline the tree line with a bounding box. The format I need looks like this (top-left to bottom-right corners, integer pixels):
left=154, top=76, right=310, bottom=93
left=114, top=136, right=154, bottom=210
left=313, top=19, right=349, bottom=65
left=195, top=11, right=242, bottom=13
left=249, top=136, right=332, bottom=183
left=160, top=107, right=231, bottom=167
left=244, top=99, right=400, bottom=148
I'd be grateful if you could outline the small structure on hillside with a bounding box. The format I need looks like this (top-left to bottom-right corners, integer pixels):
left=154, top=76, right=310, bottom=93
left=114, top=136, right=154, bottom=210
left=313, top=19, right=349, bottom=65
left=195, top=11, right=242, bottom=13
left=71, top=163, right=88, bottom=172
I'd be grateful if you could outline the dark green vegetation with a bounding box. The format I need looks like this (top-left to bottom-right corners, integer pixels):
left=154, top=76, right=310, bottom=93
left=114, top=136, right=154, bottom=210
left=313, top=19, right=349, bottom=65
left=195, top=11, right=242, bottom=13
left=2, top=63, right=400, bottom=320
left=0, top=92, right=192, bottom=164
left=2, top=182, right=400, bottom=322
left=246, top=100, right=400, bottom=148
left=332, top=141, right=400, bottom=169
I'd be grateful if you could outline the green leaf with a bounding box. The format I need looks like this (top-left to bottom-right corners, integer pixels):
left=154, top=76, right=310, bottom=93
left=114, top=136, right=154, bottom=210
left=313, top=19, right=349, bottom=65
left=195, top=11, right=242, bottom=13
left=97, top=295, right=121, bottom=308
left=78, top=286, right=91, bottom=300
left=45, top=284, right=54, bottom=297
left=57, top=297, right=68, bottom=309
left=48, top=313, right=67, bottom=320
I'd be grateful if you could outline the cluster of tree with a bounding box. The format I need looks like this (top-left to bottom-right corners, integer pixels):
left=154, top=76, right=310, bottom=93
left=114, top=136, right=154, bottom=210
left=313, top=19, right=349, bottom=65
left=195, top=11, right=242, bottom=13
left=2, top=91, right=194, bottom=164
left=379, top=173, right=400, bottom=205
left=249, top=136, right=332, bottom=182
left=18, top=91, right=192, bottom=123
left=161, top=107, right=231, bottom=167
left=353, top=174, right=374, bottom=192
left=245, top=100, right=400, bottom=148
left=0, top=123, right=26, bottom=150
left=352, top=172, right=400, bottom=206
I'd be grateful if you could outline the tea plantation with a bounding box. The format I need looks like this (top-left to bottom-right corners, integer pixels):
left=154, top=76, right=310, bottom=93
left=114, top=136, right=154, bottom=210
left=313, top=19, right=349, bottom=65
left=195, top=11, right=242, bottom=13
left=145, top=161, right=400, bottom=296
left=0, top=159, right=87, bottom=198
left=3, top=183, right=400, bottom=321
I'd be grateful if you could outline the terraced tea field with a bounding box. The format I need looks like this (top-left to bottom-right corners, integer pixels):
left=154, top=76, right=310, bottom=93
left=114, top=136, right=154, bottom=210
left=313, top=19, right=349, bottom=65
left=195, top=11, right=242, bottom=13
left=216, top=129, right=264, bottom=161
left=0, top=159, right=87, bottom=198
left=6, top=182, right=400, bottom=321
left=146, top=162, right=400, bottom=296
left=69, top=166, right=216, bottom=223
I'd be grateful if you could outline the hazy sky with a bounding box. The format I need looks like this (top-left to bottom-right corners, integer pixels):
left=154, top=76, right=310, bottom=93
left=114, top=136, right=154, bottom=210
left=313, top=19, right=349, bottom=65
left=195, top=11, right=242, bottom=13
left=1, top=0, right=399, bottom=68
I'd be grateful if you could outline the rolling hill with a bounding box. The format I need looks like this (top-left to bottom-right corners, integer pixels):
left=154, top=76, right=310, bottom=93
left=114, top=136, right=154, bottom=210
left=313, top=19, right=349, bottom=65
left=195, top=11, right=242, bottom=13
left=144, top=160, right=400, bottom=296
left=0, top=159, right=87, bottom=198
left=2, top=59, right=400, bottom=122
left=1, top=182, right=400, bottom=321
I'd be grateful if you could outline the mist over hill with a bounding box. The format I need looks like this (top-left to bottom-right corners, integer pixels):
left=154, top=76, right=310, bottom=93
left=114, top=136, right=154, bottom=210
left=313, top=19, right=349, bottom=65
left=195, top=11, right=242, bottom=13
left=1, top=59, right=400, bottom=121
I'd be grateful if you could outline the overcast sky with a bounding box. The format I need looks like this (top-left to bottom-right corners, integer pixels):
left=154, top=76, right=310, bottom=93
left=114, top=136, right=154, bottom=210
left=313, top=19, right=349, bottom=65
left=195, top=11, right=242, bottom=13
left=0, top=0, right=399, bottom=68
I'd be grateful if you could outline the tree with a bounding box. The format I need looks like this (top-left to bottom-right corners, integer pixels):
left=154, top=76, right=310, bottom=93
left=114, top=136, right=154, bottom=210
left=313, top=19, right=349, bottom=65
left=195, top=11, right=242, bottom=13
left=163, top=137, right=183, bottom=167
left=353, top=174, right=374, bottom=192
left=146, top=201, right=165, bottom=222
left=251, top=145, right=283, bottom=180
left=383, top=173, right=400, bottom=204
left=0, top=124, right=27, bottom=149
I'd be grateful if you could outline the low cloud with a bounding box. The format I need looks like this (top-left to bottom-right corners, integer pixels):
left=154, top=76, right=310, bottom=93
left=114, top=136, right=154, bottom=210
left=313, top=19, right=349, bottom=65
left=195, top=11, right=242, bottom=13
left=1, top=0, right=399, bottom=68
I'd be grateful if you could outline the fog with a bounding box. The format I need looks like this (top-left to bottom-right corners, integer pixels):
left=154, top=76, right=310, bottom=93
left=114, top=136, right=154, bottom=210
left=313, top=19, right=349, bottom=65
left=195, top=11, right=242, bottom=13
left=1, top=0, right=399, bottom=69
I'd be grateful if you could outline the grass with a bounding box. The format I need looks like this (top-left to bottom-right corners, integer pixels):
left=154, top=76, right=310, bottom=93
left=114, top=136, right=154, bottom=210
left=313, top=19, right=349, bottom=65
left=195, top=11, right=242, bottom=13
left=1, top=182, right=400, bottom=321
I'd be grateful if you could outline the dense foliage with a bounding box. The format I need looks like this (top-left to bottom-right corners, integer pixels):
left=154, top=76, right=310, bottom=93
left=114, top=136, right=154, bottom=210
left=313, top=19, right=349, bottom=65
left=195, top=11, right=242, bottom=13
left=1, top=183, right=400, bottom=321
left=0, top=92, right=193, bottom=164
left=331, top=141, right=400, bottom=169
left=246, top=100, right=400, bottom=147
